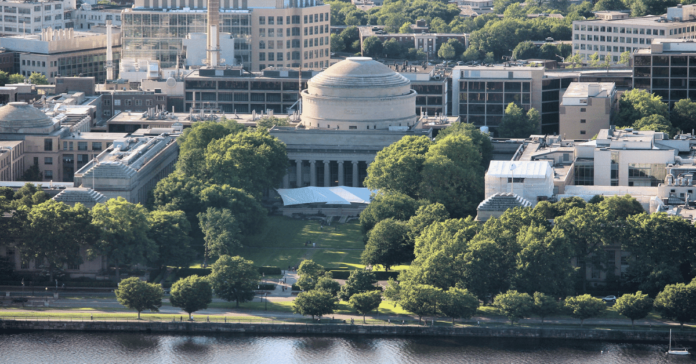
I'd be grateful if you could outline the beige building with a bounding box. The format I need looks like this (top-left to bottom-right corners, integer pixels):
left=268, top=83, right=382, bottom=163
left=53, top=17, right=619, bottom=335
left=559, top=82, right=617, bottom=140
left=0, top=140, right=24, bottom=181
left=572, top=5, right=696, bottom=63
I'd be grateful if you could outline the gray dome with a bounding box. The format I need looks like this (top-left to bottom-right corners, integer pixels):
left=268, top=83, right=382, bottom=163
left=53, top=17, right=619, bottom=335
left=0, top=102, right=52, bottom=129
left=309, top=57, right=409, bottom=88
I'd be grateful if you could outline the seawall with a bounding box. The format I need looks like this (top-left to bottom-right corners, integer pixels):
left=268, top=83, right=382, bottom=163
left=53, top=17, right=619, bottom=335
left=2, top=320, right=695, bottom=343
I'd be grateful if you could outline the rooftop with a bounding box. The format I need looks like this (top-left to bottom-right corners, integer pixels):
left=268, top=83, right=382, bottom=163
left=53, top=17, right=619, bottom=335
left=61, top=132, right=128, bottom=140
left=487, top=160, right=552, bottom=178
left=563, top=82, right=616, bottom=98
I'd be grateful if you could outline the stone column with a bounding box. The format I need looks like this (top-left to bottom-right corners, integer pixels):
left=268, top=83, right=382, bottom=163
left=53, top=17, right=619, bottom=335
left=282, top=173, right=289, bottom=189
left=338, top=161, right=345, bottom=186
left=310, top=160, right=317, bottom=186
left=323, top=160, right=330, bottom=187
left=295, top=160, right=303, bottom=188
left=352, top=161, right=359, bottom=187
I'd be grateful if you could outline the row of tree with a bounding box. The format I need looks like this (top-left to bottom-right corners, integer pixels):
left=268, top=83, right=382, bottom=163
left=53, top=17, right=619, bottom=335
left=614, top=89, right=696, bottom=137
left=0, top=71, right=48, bottom=86
left=114, top=255, right=259, bottom=319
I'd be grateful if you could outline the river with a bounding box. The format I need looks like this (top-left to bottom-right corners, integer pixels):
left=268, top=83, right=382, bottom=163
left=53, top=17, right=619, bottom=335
left=1, top=332, right=695, bottom=363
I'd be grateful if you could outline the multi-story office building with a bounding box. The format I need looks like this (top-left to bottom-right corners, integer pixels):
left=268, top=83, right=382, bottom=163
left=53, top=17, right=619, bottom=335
left=71, top=3, right=124, bottom=30
left=0, top=0, right=75, bottom=36
left=121, top=0, right=329, bottom=71
left=633, top=38, right=696, bottom=107
left=572, top=5, right=696, bottom=64
left=452, top=65, right=578, bottom=135
left=0, top=28, right=121, bottom=83
left=0, top=140, right=24, bottom=181
left=559, top=82, right=617, bottom=140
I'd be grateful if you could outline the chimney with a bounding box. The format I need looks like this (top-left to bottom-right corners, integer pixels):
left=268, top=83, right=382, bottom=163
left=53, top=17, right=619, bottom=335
left=206, top=0, right=221, bottom=67
left=106, top=20, right=114, bottom=81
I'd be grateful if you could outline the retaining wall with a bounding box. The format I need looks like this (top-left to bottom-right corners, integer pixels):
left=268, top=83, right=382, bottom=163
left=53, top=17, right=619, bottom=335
left=2, top=320, right=695, bottom=343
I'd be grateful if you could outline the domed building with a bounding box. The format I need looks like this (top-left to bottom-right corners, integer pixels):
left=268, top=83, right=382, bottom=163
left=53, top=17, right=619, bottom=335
left=0, top=102, right=59, bottom=134
left=300, top=57, right=418, bottom=130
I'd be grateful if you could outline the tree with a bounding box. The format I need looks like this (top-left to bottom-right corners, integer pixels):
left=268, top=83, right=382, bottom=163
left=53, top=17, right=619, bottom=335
left=0, top=70, right=8, bottom=86
left=614, top=89, right=669, bottom=128
left=512, top=41, right=538, bottom=60
left=361, top=218, right=412, bottom=271
left=383, top=39, right=402, bottom=59
left=205, top=131, right=287, bottom=197
left=531, top=292, right=559, bottom=325
left=147, top=210, right=194, bottom=269
left=256, top=116, right=289, bottom=129
left=90, top=197, right=157, bottom=280
left=150, top=172, right=208, bottom=230
left=114, top=277, right=163, bottom=319
left=437, top=43, right=456, bottom=60
left=513, top=225, right=575, bottom=297
left=419, top=134, right=485, bottom=218
left=670, top=99, right=696, bottom=133
left=436, top=122, right=493, bottom=168
left=363, top=135, right=431, bottom=198
left=208, top=255, right=259, bottom=307
left=497, top=103, right=539, bottom=138
left=8, top=74, right=24, bottom=84
left=315, top=273, right=341, bottom=297
left=349, top=291, right=383, bottom=323
left=338, top=269, right=377, bottom=301
left=178, top=120, right=245, bottom=156
left=632, top=114, right=673, bottom=135
left=198, top=208, right=240, bottom=268
left=483, top=52, right=495, bottom=64
left=462, top=47, right=481, bottom=62
left=614, top=291, right=653, bottom=327
left=461, top=238, right=512, bottom=303
left=19, top=200, right=97, bottom=281
left=400, top=284, right=442, bottom=323
left=399, top=22, right=412, bottom=34
left=439, top=287, right=479, bottom=325
left=297, top=260, right=325, bottom=291
left=654, top=280, right=696, bottom=328
left=29, top=72, right=48, bottom=85
left=601, top=53, right=612, bottom=69
left=619, top=50, right=631, bottom=66
left=564, top=294, right=606, bottom=327
left=19, top=162, right=42, bottom=181
left=593, top=0, right=626, bottom=11
left=339, top=26, right=360, bottom=52
left=503, top=2, right=525, bottom=18
left=565, top=53, right=583, bottom=68
left=494, top=290, right=533, bottom=325
left=598, top=194, right=644, bottom=220
left=292, top=289, right=337, bottom=319
left=330, top=33, right=344, bottom=52
left=359, top=191, right=422, bottom=235
left=406, top=203, right=450, bottom=245
left=588, top=52, right=600, bottom=68
left=362, top=36, right=383, bottom=57
left=198, top=184, right=267, bottom=236
left=169, top=275, right=213, bottom=320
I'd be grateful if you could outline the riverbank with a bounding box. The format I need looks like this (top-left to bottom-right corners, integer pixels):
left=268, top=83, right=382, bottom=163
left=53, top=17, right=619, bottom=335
left=3, top=319, right=696, bottom=343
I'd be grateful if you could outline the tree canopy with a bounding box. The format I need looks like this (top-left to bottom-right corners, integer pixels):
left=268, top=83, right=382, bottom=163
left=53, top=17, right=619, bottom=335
left=115, top=277, right=163, bottom=319
left=169, top=275, right=213, bottom=320
left=497, top=103, right=540, bottom=138
left=208, top=255, right=259, bottom=307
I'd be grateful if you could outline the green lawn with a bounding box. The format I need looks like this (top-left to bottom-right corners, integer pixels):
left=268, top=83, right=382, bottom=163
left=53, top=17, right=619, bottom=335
left=243, top=216, right=364, bottom=250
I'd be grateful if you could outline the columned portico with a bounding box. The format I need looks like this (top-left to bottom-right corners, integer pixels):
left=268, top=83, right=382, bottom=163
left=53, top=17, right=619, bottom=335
left=295, top=160, right=303, bottom=188
left=323, top=160, right=330, bottom=187
left=310, top=160, right=317, bottom=186
left=352, top=161, right=359, bottom=187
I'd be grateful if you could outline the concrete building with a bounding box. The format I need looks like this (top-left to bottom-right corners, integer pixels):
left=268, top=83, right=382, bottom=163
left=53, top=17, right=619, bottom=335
left=0, top=28, right=122, bottom=83
left=632, top=38, right=696, bottom=107
left=0, top=101, right=128, bottom=182
left=97, top=90, right=168, bottom=125
left=73, top=133, right=179, bottom=204
left=72, top=3, right=123, bottom=30
left=270, top=57, right=432, bottom=188
left=0, top=140, right=24, bottom=181
left=121, top=0, right=330, bottom=71
left=0, top=0, right=75, bottom=36
left=52, top=186, right=107, bottom=208
left=358, top=27, right=468, bottom=59
left=559, top=82, right=617, bottom=140
left=572, top=4, right=696, bottom=64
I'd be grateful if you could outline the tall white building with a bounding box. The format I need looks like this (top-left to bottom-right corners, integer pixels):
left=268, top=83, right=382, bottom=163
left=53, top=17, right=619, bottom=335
left=572, top=5, right=696, bottom=63
left=0, top=0, right=76, bottom=35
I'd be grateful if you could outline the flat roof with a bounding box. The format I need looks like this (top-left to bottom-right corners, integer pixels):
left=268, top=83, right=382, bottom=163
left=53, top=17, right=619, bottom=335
left=62, top=132, right=128, bottom=140
left=563, top=82, right=615, bottom=98
left=575, top=14, right=696, bottom=26
left=487, top=160, right=551, bottom=178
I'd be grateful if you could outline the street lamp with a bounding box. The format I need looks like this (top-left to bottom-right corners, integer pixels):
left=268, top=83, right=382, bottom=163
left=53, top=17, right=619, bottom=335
left=264, top=292, right=268, bottom=311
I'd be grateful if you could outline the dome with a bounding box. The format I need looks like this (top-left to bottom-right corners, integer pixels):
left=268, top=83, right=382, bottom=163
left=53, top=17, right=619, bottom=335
left=309, top=57, right=411, bottom=90
left=0, top=102, right=53, bottom=129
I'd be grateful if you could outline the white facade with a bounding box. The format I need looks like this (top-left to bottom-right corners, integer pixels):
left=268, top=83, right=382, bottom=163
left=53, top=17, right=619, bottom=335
left=72, top=4, right=122, bottom=30
left=485, top=160, right=554, bottom=205
left=0, top=0, right=75, bottom=35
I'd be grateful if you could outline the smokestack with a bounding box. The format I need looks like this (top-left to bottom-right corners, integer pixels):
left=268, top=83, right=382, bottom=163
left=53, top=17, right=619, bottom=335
left=106, top=20, right=114, bottom=81
left=207, top=0, right=221, bottom=67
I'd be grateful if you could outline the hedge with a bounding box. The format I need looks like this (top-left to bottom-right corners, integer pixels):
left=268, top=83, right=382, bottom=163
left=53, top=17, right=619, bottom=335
left=291, top=284, right=301, bottom=291
left=257, top=283, right=276, bottom=290
left=175, top=266, right=282, bottom=279
left=328, top=270, right=400, bottom=281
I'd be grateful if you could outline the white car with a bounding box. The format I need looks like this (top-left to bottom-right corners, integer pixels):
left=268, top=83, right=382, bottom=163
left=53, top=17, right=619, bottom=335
left=602, top=295, right=617, bottom=302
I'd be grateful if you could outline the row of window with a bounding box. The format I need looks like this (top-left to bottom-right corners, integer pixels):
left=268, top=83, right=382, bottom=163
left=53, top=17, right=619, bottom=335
left=103, top=98, right=158, bottom=106
left=574, top=24, right=667, bottom=35
left=575, top=34, right=652, bottom=44
left=575, top=45, right=639, bottom=54
left=1, top=14, right=61, bottom=22
left=22, top=60, right=47, bottom=67
left=59, top=141, right=105, bottom=151
left=1, top=4, right=61, bottom=13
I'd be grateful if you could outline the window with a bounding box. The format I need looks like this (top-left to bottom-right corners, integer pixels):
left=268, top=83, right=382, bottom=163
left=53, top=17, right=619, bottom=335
left=135, top=99, right=142, bottom=106
left=114, top=99, right=121, bottom=106
left=580, top=119, right=586, bottom=123
left=44, top=157, right=53, bottom=165
left=68, top=262, right=79, bottom=270
left=259, top=52, right=265, bottom=61
left=78, top=142, right=87, bottom=151
left=580, top=130, right=586, bottom=135
left=92, top=142, right=102, bottom=151
left=45, top=170, right=53, bottom=179
left=580, top=108, right=586, bottom=112
left=259, top=16, right=265, bottom=25
left=268, top=16, right=274, bottom=25
left=44, top=138, right=52, bottom=151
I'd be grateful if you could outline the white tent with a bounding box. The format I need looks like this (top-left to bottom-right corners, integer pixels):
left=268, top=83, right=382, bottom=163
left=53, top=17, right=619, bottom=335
left=276, top=186, right=373, bottom=206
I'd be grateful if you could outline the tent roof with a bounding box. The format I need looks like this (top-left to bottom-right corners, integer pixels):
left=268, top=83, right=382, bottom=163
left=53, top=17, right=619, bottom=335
left=276, top=186, right=373, bottom=206
left=487, top=160, right=551, bottom=178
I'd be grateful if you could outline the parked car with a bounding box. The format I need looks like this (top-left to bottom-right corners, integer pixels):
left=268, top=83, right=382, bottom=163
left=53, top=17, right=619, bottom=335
left=457, top=61, right=465, bottom=65
left=601, top=295, right=617, bottom=302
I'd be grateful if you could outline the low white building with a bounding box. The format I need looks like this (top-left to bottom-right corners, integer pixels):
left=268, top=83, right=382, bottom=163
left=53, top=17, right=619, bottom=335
left=484, top=160, right=554, bottom=205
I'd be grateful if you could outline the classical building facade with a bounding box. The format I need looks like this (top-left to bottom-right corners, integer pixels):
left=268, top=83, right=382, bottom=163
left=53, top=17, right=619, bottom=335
left=270, top=57, right=431, bottom=188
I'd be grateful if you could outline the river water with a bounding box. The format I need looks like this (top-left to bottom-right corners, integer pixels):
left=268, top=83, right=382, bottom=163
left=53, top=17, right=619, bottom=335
left=1, top=332, right=695, bottom=363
